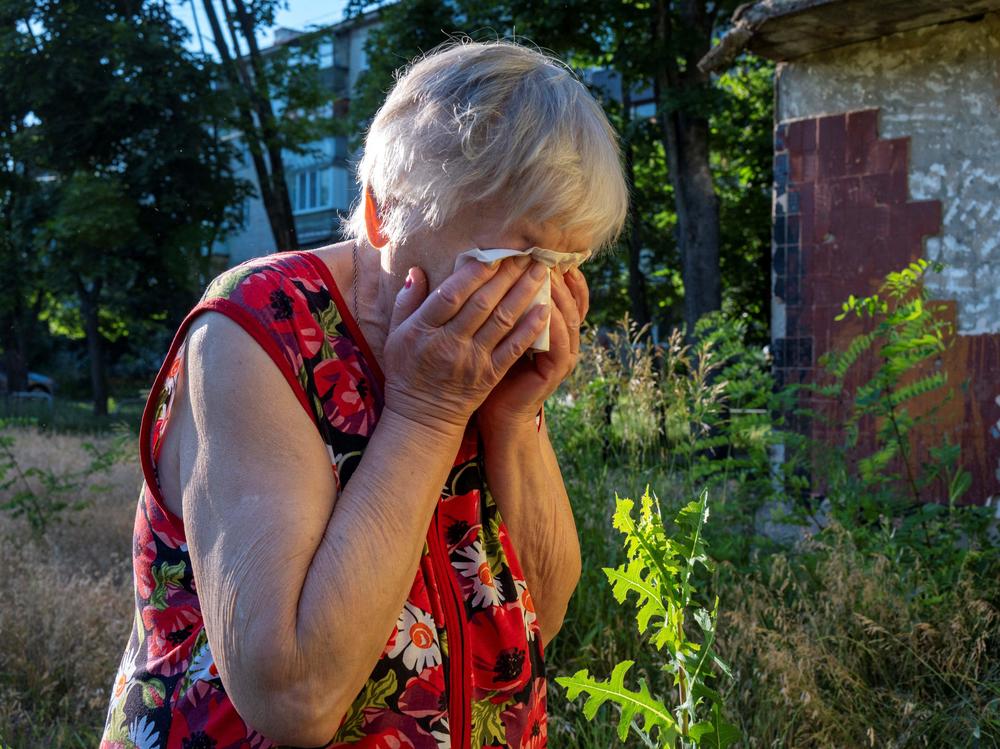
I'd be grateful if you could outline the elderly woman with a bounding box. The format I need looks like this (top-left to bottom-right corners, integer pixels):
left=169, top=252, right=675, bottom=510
left=101, top=40, right=627, bottom=749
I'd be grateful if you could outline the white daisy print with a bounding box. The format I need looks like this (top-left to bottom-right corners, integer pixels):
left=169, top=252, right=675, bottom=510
left=430, top=715, right=451, bottom=749
left=110, top=642, right=139, bottom=707
left=515, top=578, right=538, bottom=641
left=453, top=540, right=504, bottom=609
left=388, top=601, right=442, bottom=673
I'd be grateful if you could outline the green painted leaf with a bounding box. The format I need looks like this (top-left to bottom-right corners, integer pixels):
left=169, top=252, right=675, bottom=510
left=141, top=678, right=167, bottom=709
left=471, top=693, right=513, bottom=746
left=149, top=560, right=186, bottom=611
left=332, top=670, right=398, bottom=742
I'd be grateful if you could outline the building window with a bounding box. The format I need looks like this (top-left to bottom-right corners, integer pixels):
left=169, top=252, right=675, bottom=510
left=319, top=38, right=334, bottom=69
left=289, top=166, right=333, bottom=214
left=631, top=101, right=658, bottom=120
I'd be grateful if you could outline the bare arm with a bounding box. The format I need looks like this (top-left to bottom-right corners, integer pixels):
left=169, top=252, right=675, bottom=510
left=480, top=417, right=581, bottom=648
left=477, top=266, right=590, bottom=649
left=171, top=256, right=549, bottom=746
left=176, top=315, right=464, bottom=745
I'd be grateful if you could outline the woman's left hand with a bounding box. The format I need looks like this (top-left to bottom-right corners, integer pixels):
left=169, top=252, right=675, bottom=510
left=478, top=264, right=589, bottom=432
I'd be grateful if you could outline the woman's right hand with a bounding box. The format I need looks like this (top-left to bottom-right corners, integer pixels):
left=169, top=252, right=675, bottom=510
left=383, top=255, right=550, bottom=432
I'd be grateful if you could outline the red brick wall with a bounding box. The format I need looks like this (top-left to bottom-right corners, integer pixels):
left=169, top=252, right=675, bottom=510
left=773, top=108, right=1000, bottom=504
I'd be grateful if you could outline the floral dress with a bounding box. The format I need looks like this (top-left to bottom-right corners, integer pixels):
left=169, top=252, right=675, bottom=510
left=100, top=250, right=547, bottom=749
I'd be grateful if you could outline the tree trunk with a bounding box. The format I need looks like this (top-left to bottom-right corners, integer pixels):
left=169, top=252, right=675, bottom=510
left=653, top=0, right=721, bottom=342
left=621, top=84, right=651, bottom=332
left=77, top=279, right=108, bottom=417
left=228, top=0, right=298, bottom=250
left=2, top=328, right=28, bottom=393
left=201, top=0, right=297, bottom=251
left=0, top=225, right=29, bottom=394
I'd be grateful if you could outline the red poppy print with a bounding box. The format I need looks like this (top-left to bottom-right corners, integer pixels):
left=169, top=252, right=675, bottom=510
left=141, top=604, right=200, bottom=674
left=470, top=604, right=531, bottom=694
left=502, top=678, right=547, bottom=749
left=398, top=664, right=447, bottom=721
left=134, top=510, right=158, bottom=599
left=166, top=681, right=249, bottom=749
left=314, top=352, right=376, bottom=436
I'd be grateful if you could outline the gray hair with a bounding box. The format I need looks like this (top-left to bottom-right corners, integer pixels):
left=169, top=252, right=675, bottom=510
left=343, top=39, right=628, bottom=252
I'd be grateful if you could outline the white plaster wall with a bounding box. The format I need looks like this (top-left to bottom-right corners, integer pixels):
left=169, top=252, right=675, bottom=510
left=777, top=12, right=1000, bottom=334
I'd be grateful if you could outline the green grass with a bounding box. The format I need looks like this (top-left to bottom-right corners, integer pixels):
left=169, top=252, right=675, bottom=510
left=0, top=395, right=144, bottom=435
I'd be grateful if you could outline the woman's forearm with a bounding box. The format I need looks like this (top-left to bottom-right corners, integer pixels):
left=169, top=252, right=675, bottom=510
left=480, top=417, right=582, bottom=647
left=293, top=408, right=465, bottom=732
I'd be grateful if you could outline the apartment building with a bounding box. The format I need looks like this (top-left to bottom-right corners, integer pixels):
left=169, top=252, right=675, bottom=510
left=213, top=12, right=379, bottom=267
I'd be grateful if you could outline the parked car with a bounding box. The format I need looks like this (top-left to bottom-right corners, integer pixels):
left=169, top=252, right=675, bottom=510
left=0, top=370, right=57, bottom=399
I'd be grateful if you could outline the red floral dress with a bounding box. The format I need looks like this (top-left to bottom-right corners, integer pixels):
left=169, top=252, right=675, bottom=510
left=100, top=250, right=547, bottom=749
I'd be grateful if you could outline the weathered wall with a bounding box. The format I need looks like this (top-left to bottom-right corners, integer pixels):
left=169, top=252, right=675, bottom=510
left=771, top=12, right=1000, bottom=504
left=777, top=11, right=1000, bottom=333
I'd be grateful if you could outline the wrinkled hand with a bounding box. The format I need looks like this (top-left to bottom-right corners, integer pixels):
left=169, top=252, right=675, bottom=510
left=478, top=266, right=589, bottom=433
left=383, top=255, right=550, bottom=433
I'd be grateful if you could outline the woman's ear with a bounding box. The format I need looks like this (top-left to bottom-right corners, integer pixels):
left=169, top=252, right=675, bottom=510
left=364, top=184, right=390, bottom=249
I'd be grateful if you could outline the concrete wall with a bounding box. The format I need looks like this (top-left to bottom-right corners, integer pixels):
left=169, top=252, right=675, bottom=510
left=772, top=12, right=1000, bottom=504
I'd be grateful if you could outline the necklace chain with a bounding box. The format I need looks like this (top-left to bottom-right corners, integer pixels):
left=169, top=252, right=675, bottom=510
left=352, top=240, right=360, bottom=324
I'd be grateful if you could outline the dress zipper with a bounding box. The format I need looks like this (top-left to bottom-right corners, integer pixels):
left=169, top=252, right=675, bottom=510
left=429, top=510, right=471, bottom=749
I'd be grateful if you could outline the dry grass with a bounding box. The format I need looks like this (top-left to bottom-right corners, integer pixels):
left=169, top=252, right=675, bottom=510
left=3, top=407, right=999, bottom=749
left=717, top=528, right=1000, bottom=748
left=0, top=426, right=138, bottom=747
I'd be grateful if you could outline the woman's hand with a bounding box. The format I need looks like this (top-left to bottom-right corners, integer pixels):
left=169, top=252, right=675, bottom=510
left=478, top=266, right=589, bottom=433
left=383, top=255, right=551, bottom=433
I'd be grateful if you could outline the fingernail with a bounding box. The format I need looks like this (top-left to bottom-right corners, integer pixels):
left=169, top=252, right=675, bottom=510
left=530, top=262, right=548, bottom=280
left=404, top=269, right=413, bottom=289
left=514, top=255, right=532, bottom=269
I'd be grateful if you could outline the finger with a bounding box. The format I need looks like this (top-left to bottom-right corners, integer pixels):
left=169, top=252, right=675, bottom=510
left=448, top=255, right=533, bottom=334
left=564, top=266, right=590, bottom=321
left=471, top=260, right=548, bottom=349
left=532, top=303, right=567, bottom=380
left=551, top=271, right=581, bottom=357
left=418, top=259, right=501, bottom=328
left=491, top=303, right=550, bottom=374
left=388, top=267, right=428, bottom=336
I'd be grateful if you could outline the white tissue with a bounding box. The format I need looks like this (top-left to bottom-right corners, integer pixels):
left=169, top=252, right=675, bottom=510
left=453, top=246, right=591, bottom=351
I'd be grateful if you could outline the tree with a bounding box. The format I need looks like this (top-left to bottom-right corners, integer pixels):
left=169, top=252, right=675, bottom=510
left=200, top=0, right=353, bottom=252
left=0, top=0, right=45, bottom=394
left=201, top=0, right=298, bottom=250
left=4, top=0, right=247, bottom=415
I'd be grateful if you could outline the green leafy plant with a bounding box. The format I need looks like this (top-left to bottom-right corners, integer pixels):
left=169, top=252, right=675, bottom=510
left=777, top=259, right=993, bottom=590
left=810, top=258, right=967, bottom=504
left=557, top=488, right=738, bottom=748
left=0, top=428, right=130, bottom=536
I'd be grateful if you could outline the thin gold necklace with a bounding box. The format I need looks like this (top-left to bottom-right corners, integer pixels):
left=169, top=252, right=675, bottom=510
left=352, top=240, right=360, bottom=324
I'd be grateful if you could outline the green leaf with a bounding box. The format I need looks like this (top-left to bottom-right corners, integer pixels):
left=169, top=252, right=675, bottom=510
left=556, top=661, right=679, bottom=743
left=149, top=560, right=187, bottom=611
left=604, top=560, right=666, bottom=635
left=689, top=707, right=741, bottom=748
left=333, top=670, right=398, bottom=742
